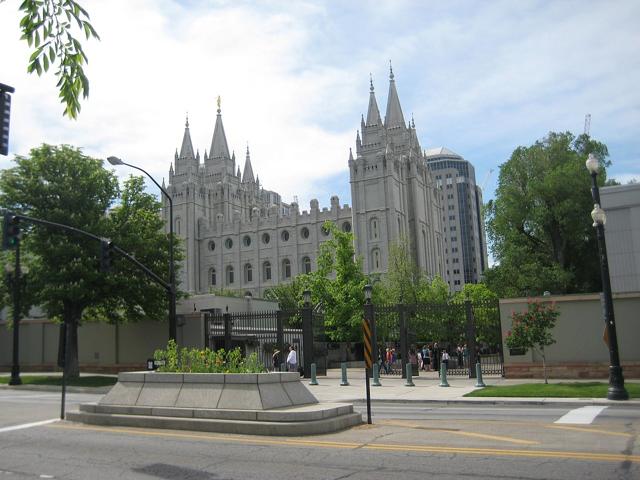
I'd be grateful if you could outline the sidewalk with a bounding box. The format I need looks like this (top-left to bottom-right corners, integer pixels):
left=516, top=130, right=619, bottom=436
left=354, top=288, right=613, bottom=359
left=3, top=370, right=638, bottom=407
left=307, top=368, right=640, bottom=407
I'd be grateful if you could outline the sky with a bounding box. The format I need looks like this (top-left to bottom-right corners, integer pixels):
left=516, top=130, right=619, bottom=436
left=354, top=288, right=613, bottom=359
left=1, top=0, right=639, bottom=212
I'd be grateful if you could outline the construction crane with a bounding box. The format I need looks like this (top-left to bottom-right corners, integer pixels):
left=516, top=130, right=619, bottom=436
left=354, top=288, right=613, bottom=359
left=480, top=168, right=494, bottom=191
left=584, top=113, right=591, bottom=136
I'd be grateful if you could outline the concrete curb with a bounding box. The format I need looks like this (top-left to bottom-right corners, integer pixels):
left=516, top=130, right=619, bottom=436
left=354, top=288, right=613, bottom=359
left=348, top=397, right=640, bottom=407
left=2, top=384, right=112, bottom=394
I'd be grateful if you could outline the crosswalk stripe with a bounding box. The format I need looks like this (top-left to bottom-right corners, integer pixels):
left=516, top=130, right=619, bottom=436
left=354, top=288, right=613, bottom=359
left=554, top=406, right=607, bottom=425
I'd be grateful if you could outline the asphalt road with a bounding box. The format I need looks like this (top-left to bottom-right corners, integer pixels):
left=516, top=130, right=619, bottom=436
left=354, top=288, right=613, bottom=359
left=0, top=389, right=638, bottom=480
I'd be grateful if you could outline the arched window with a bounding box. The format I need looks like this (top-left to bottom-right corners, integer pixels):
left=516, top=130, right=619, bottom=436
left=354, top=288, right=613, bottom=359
left=369, top=217, right=378, bottom=240
left=282, top=258, right=291, bottom=279
left=263, top=261, right=272, bottom=281
left=175, top=218, right=181, bottom=236
left=342, top=221, right=351, bottom=233
left=243, top=235, right=251, bottom=247
left=210, top=268, right=216, bottom=286
left=371, top=249, right=381, bottom=271
left=244, top=263, right=253, bottom=283
left=302, top=256, right=311, bottom=274
left=226, top=265, right=234, bottom=285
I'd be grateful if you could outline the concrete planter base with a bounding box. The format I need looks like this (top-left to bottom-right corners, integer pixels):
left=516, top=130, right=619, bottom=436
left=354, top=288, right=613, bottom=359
left=68, top=371, right=362, bottom=435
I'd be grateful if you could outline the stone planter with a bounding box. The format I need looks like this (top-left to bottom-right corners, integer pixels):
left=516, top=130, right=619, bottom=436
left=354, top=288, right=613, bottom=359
left=99, top=371, right=317, bottom=410
left=67, top=371, right=362, bottom=436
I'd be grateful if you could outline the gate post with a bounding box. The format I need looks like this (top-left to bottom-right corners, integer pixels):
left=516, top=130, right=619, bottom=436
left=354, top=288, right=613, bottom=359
left=223, top=308, right=232, bottom=352
left=276, top=310, right=285, bottom=371
left=302, top=290, right=314, bottom=379
left=465, top=300, right=477, bottom=378
left=398, top=304, right=408, bottom=379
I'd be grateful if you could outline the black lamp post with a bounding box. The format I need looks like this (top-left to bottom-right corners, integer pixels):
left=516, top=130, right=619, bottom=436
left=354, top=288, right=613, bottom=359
left=107, top=156, right=177, bottom=342
left=585, top=153, right=628, bottom=401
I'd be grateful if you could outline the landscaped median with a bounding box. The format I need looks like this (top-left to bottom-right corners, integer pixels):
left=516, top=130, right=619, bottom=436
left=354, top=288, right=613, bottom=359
left=66, top=371, right=362, bottom=436
left=465, top=382, right=640, bottom=398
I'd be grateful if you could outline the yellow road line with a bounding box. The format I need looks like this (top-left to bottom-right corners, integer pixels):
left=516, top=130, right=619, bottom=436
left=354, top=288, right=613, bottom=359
left=364, top=444, right=639, bottom=463
left=49, top=423, right=639, bottom=463
left=547, top=424, right=633, bottom=437
left=378, top=420, right=539, bottom=445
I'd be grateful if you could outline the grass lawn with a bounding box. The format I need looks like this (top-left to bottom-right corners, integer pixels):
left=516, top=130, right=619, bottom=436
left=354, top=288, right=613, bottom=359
left=0, top=375, right=117, bottom=388
left=465, top=382, right=640, bottom=398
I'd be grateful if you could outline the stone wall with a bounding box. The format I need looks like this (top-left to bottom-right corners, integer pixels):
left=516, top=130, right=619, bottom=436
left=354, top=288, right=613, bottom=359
left=500, top=292, right=640, bottom=379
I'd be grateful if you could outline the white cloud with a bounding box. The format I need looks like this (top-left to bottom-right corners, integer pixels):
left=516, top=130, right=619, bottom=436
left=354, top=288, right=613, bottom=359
left=1, top=0, right=638, bottom=208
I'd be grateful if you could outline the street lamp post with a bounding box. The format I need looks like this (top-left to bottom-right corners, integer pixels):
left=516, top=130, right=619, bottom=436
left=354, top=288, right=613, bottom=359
left=585, top=153, right=628, bottom=401
left=107, top=156, right=177, bottom=342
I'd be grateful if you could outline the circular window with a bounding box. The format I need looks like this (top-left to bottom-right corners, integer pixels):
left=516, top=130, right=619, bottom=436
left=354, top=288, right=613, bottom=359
left=208, top=240, right=216, bottom=251
left=281, top=230, right=290, bottom=242
left=225, top=238, right=233, bottom=249
left=262, top=233, right=270, bottom=244
left=243, top=235, right=251, bottom=247
left=301, top=227, right=309, bottom=239
left=342, top=221, right=352, bottom=233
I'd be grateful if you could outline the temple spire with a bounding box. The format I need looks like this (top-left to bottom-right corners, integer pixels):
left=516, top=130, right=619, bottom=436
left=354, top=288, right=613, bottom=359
left=209, top=96, right=230, bottom=159
left=365, top=74, right=382, bottom=126
left=179, top=114, right=195, bottom=159
left=242, top=144, right=255, bottom=183
left=385, top=61, right=406, bottom=128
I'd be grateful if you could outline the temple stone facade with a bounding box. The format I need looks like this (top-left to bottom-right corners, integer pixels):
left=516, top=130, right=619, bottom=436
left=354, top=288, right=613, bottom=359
left=166, top=69, right=486, bottom=297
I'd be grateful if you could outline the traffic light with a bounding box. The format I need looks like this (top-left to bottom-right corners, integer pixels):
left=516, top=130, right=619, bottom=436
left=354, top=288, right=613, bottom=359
left=0, top=84, right=14, bottom=157
left=2, top=212, right=20, bottom=250
left=99, top=239, right=114, bottom=272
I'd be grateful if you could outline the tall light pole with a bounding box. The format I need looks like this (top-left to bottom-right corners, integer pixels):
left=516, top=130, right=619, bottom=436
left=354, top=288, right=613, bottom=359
left=107, top=156, right=177, bottom=342
left=585, top=153, right=628, bottom=401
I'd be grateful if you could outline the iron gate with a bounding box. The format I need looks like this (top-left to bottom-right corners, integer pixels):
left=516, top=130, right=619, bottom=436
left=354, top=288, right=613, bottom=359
left=205, top=307, right=326, bottom=375
left=373, top=300, right=503, bottom=377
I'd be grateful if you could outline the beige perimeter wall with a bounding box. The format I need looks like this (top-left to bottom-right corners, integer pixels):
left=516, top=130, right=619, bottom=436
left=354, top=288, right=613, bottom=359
left=500, top=292, right=640, bottom=379
left=1, top=295, right=277, bottom=373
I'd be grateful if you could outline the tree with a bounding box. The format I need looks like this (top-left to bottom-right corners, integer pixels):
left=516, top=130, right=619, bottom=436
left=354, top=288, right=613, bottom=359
left=485, top=132, right=610, bottom=297
left=0, top=145, right=181, bottom=377
left=2, top=0, right=99, bottom=118
left=505, top=300, right=559, bottom=383
left=308, top=221, right=367, bottom=341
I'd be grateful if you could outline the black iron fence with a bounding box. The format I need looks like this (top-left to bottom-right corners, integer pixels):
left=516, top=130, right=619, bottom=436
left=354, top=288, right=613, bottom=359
left=372, top=300, right=503, bottom=377
left=205, top=307, right=326, bottom=376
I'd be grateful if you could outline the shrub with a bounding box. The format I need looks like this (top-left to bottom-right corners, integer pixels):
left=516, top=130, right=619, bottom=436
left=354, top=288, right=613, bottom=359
left=153, top=340, right=265, bottom=373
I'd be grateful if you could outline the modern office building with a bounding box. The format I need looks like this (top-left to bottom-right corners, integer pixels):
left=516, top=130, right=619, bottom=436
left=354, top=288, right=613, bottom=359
left=425, top=148, right=488, bottom=291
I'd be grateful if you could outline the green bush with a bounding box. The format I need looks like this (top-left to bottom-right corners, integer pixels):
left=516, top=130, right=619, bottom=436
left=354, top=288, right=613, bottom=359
left=153, top=340, right=265, bottom=373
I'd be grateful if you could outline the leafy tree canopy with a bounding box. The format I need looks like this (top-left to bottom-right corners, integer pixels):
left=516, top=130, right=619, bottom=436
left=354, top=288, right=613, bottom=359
left=307, top=221, right=367, bottom=341
left=0, top=144, right=182, bottom=375
left=2, top=0, right=99, bottom=118
left=485, top=132, right=609, bottom=297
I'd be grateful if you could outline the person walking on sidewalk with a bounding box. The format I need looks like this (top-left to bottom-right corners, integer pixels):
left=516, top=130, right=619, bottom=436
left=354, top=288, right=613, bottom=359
left=286, top=345, right=297, bottom=372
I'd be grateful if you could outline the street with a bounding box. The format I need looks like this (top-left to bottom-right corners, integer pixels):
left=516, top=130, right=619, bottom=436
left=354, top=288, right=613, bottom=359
left=0, top=389, right=638, bottom=480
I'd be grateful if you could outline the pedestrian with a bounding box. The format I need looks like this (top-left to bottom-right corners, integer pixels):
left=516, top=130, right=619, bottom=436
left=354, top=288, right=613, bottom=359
left=286, top=345, right=297, bottom=372
left=272, top=349, right=280, bottom=372
left=432, top=342, right=439, bottom=372
left=457, top=345, right=463, bottom=368
left=417, top=350, right=423, bottom=371
left=424, top=345, right=431, bottom=371
left=385, top=348, right=392, bottom=374
left=441, top=350, right=450, bottom=372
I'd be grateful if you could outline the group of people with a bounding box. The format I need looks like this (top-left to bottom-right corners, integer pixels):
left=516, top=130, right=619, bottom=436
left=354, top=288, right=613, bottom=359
left=379, top=343, right=472, bottom=374
left=272, top=345, right=298, bottom=372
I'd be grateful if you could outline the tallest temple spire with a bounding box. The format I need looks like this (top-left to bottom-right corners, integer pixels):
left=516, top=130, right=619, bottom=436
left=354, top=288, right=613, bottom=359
left=385, top=61, right=406, bottom=129
left=209, top=96, right=231, bottom=159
